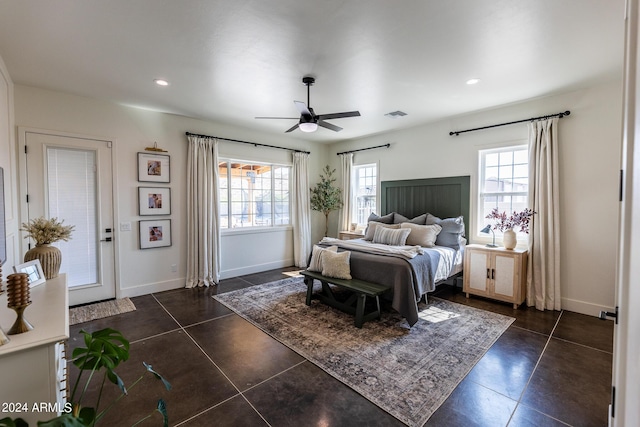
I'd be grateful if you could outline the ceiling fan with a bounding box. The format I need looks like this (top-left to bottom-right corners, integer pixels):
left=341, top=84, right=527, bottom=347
left=255, top=76, right=360, bottom=133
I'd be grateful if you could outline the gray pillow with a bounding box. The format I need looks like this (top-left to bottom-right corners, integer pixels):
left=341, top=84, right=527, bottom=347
left=367, top=212, right=394, bottom=224
left=393, top=213, right=428, bottom=224
left=426, top=214, right=465, bottom=249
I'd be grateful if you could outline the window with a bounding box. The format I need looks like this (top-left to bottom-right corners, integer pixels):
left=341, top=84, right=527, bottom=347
left=352, top=164, right=377, bottom=226
left=219, top=160, right=291, bottom=229
left=478, top=145, right=529, bottom=233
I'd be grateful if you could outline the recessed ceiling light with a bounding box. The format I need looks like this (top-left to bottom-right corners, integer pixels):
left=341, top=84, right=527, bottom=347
left=154, top=79, right=169, bottom=86
left=466, top=78, right=480, bottom=85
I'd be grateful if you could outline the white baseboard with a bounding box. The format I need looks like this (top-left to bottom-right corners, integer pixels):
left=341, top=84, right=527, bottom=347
left=220, top=259, right=294, bottom=280
left=117, top=277, right=184, bottom=299
left=561, top=296, right=614, bottom=318
left=116, top=259, right=295, bottom=297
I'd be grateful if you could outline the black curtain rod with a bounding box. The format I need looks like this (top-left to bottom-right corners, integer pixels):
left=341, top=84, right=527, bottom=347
left=449, top=110, right=570, bottom=136
left=185, top=132, right=311, bottom=154
left=336, top=143, right=391, bottom=156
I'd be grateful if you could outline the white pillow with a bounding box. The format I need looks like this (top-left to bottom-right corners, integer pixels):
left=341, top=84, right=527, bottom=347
left=364, top=221, right=401, bottom=240
left=372, top=226, right=412, bottom=246
left=307, top=245, right=338, bottom=272
left=400, top=223, right=442, bottom=247
left=321, top=250, right=352, bottom=279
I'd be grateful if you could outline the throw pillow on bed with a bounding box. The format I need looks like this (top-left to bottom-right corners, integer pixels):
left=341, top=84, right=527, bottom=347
left=307, top=245, right=338, bottom=272
left=363, top=221, right=401, bottom=240
left=372, top=226, right=412, bottom=246
left=426, top=214, right=466, bottom=249
left=321, top=250, right=352, bottom=280
left=393, top=213, right=428, bottom=224
left=400, top=223, right=442, bottom=247
left=367, top=212, right=394, bottom=224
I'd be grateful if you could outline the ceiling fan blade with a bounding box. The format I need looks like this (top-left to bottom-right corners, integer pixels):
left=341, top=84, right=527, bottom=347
left=255, top=116, right=299, bottom=119
left=317, top=111, right=361, bottom=120
left=317, top=120, right=343, bottom=132
left=294, top=101, right=311, bottom=116
left=285, top=123, right=300, bottom=133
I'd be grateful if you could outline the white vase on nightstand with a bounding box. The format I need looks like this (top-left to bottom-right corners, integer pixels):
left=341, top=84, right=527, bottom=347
left=502, top=228, right=517, bottom=250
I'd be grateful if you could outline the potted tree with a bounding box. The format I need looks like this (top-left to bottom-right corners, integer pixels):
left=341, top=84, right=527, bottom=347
left=310, top=165, right=343, bottom=237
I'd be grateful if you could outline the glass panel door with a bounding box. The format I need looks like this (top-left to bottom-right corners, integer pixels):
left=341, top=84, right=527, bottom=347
left=47, top=147, right=98, bottom=287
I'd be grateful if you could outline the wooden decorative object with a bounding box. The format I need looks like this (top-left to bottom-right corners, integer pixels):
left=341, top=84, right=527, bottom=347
left=6, top=273, right=33, bottom=335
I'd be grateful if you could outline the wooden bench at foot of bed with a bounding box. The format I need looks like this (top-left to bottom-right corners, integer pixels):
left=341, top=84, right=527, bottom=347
left=300, top=270, right=392, bottom=328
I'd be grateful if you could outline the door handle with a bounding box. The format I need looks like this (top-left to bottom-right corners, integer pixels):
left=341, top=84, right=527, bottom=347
left=100, top=237, right=112, bottom=242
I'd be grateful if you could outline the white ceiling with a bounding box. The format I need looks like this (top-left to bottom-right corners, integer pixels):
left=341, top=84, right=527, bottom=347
left=0, top=0, right=625, bottom=143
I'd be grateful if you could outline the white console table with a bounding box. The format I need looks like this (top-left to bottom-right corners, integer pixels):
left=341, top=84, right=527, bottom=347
left=0, top=274, right=69, bottom=424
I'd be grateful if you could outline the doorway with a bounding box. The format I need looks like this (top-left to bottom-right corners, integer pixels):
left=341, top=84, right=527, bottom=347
left=19, top=128, right=116, bottom=305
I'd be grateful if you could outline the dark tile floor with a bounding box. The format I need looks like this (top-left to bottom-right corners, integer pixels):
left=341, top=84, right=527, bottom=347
left=68, top=268, right=613, bottom=427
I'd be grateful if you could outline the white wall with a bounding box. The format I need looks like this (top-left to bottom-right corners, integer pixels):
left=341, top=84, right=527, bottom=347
left=8, top=73, right=623, bottom=315
left=13, top=85, right=328, bottom=296
left=327, top=79, right=623, bottom=316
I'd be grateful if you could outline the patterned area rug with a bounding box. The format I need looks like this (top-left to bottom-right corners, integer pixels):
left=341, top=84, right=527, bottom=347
left=213, top=277, right=515, bottom=427
left=69, top=298, right=136, bottom=325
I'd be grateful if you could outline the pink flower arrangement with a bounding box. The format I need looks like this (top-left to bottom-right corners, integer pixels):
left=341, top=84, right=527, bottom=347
left=486, top=208, right=536, bottom=233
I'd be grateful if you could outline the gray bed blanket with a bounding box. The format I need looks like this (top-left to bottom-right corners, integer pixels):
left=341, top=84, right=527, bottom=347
left=318, top=242, right=441, bottom=326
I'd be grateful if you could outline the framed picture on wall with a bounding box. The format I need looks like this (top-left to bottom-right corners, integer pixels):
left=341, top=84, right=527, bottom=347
left=139, top=219, right=171, bottom=249
left=138, top=152, right=170, bottom=183
left=138, top=186, right=171, bottom=215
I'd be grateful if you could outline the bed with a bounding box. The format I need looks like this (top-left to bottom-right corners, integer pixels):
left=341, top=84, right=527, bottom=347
left=316, top=176, right=470, bottom=326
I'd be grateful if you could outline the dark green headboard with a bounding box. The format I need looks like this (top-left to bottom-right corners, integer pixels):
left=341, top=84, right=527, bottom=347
left=380, top=176, right=471, bottom=235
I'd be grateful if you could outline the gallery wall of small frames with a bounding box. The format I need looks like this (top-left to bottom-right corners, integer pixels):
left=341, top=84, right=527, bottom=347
left=137, top=150, right=171, bottom=249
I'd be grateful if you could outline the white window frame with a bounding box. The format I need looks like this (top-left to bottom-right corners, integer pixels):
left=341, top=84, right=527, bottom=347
left=352, top=163, right=378, bottom=226
left=219, top=158, right=292, bottom=231
left=477, top=144, right=529, bottom=237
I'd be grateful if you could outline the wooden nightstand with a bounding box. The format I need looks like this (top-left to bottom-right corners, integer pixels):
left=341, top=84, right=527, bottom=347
left=463, top=244, right=528, bottom=308
left=338, top=230, right=364, bottom=240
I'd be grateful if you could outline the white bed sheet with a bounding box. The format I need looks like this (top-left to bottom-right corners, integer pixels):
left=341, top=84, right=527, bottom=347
left=432, top=242, right=464, bottom=282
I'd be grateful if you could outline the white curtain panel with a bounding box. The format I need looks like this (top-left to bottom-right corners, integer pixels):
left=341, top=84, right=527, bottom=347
left=527, top=118, right=561, bottom=310
left=340, top=152, right=354, bottom=232
left=292, top=152, right=311, bottom=268
left=186, top=135, right=220, bottom=287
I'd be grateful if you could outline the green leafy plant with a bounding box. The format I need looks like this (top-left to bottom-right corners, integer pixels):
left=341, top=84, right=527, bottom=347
left=310, top=165, right=343, bottom=237
left=0, top=328, right=170, bottom=427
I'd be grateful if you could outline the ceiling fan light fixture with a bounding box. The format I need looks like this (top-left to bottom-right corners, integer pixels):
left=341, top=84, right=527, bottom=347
left=299, top=122, right=318, bottom=132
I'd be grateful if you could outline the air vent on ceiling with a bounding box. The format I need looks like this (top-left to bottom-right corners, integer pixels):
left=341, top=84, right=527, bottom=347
left=384, top=110, right=407, bottom=118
